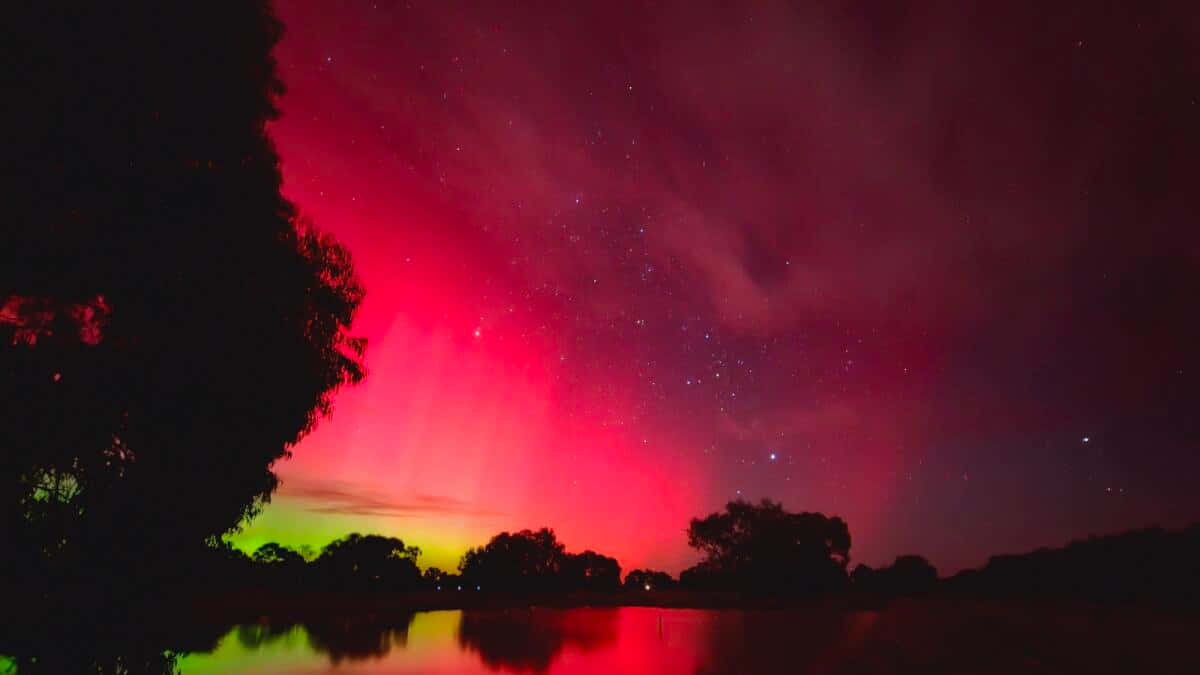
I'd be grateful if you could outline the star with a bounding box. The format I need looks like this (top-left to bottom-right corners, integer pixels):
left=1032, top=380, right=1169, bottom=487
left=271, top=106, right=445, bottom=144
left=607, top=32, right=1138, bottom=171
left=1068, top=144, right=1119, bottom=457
left=223, top=0, right=1200, bottom=587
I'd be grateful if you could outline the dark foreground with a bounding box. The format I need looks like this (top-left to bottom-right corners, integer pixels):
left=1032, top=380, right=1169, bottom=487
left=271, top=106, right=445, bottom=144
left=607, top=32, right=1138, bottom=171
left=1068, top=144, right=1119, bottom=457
left=2, top=594, right=1197, bottom=674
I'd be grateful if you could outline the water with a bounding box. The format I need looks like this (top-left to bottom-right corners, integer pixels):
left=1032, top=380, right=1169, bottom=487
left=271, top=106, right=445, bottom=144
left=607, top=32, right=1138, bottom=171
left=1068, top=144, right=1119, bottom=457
left=173, top=607, right=887, bottom=674
left=177, top=608, right=736, bottom=674
left=4, top=602, right=1195, bottom=673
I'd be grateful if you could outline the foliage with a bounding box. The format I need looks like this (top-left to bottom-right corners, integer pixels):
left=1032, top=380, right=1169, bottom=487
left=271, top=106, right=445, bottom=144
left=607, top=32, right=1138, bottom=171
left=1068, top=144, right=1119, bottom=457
left=253, top=542, right=306, bottom=566
left=459, top=528, right=566, bottom=592
left=313, top=534, right=422, bottom=592
left=423, top=566, right=464, bottom=590
left=851, top=555, right=938, bottom=596
left=561, top=550, right=622, bottom=592
left=0, top=0, right=365, bottom=586
left=623, top=569, right=677, bottom=591
left=945, top=524, right=1200, bottom=605
left=681, top=499, right=851, bottom=594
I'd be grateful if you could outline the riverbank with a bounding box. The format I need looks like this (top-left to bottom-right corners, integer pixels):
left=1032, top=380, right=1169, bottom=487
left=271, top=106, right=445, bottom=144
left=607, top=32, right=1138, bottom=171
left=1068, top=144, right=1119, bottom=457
left=188, top=589, right=813, bottom=620
left=183, top=587, right=1200, bottom=624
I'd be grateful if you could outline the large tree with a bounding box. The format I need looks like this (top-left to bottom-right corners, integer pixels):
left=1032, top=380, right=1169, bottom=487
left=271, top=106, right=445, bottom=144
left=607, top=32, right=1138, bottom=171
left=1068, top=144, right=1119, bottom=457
left=1, top=1, right=364, bottom=586
left=561, top=550, right=622, bottom=592
left=312, top=534, right=422, bottom=592
left=623, top=569, right=676, bottom=591
left=459, top=528, right=567, bottom=592
left=683, top=499, right=851, bottom=594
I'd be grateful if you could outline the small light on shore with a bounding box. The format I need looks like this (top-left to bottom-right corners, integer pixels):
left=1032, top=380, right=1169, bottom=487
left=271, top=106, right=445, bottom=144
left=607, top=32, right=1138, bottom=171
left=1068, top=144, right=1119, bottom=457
left=644, top=583, right=651, bottom=591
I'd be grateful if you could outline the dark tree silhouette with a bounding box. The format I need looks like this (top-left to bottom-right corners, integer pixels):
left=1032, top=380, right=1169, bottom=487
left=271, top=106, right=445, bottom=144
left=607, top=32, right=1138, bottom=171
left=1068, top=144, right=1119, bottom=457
left=561, top=550, right=622, bottom=592
left=423, top=566, right=465, bottom=590
left=944, top=524, right=1200, bottom=606
left=423, top=566, right=448, bottom=586
left=623, top=569, right=677, bottom=591
left=459, top=528, right=568, bottom=592
left=850, top=563, right=876, bottom=588
left=1, top=0, right=365, bottom=591
left=251, top=542, right=308, bottom=590
left=851, top=555, right=938, bottom=597
left=253, top=542, right=306, bottom=566
left=184, top=540, right=255, bottom=590
left=236, top=621, right=296, bottom=651
left=681, top=499, right=851, bottom=594
left=882, top=555, right=938, bottom=594
left=312, top=534, right=422, bottom=592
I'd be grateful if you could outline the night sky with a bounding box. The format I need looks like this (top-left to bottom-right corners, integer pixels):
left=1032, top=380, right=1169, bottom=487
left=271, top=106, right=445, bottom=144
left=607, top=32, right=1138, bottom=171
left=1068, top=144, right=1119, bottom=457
left=231, top=0, right=1200, bottom=575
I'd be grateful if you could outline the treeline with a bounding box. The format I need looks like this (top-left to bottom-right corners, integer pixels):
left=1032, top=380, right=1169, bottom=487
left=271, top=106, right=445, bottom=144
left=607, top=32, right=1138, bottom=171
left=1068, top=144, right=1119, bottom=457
left=945, top=524, right=1200, bottom=606
left=195, top=500, right=1200, bottom=608
left=193, top=499, right=940, bottom=599
left=199, top=530, right=630, bottom=595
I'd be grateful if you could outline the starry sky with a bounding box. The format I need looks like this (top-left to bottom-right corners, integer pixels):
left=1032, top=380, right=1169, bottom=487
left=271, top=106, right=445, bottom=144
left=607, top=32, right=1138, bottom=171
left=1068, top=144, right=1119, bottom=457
left=231, top=0, right=1200, bottom=575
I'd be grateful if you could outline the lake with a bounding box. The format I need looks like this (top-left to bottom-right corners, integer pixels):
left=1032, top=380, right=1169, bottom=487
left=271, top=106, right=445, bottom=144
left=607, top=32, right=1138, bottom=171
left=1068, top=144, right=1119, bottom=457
left=174, top=606, right=892, bottom=674
left=3, top=601, right=1196, bottom=673
left=170, top=602, right=1194, bottom=674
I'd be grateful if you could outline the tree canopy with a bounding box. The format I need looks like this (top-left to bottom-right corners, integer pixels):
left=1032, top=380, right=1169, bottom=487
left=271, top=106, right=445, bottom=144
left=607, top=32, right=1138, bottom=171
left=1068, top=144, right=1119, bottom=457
left=851, top=555, right=938, bottom=596
left=1, top=0, right=365, bottom=587
left=313, top=534, right=422, bottom=592
left=253, top=543, right=306, bottom=567
left=562, top=550, right=622, bottom=592
left=682, top=499, right=851, bottom=594
left=623, top=569, right=677, bottom=591
left=459, top=528, right=568, bottom=592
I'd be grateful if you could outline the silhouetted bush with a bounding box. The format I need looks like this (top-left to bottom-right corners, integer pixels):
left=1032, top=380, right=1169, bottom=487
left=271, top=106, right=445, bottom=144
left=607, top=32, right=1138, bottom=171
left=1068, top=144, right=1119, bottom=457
left=851, top=555, right=938, bottom=596
left=421, top=566, right=454, bottom=589
left=624, top=569, right=677, bottom=591
left=250, top=542, right=308, bottom=590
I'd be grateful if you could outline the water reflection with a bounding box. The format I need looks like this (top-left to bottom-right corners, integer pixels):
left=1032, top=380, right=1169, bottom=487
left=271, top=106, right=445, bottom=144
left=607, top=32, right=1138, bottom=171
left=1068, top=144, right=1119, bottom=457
left=3, top=603, right=1195, bottom=673
left=303, top=613, right=417, bottom=663
left=694, top=609, right=882, bottom=675
left=458, top=608, right=619, bottom=672
left=0, top=609, right=228, bottom=675
left=225, top=612, right=419, bottom=664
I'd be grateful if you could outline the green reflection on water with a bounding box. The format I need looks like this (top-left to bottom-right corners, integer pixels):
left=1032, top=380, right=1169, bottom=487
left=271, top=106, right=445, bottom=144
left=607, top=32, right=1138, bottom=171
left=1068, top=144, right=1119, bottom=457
left=176, top=611, right=470, bottom=674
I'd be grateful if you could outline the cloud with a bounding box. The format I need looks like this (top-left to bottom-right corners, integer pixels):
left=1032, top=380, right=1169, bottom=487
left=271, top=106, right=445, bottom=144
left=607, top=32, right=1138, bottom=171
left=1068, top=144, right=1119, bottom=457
left=279, top=478, right=502, bottom=519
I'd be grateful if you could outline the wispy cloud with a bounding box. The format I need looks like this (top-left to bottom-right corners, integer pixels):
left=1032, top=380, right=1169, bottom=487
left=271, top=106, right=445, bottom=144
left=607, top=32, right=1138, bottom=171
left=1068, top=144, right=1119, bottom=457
left=279, top=478, right=501, bottom=518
